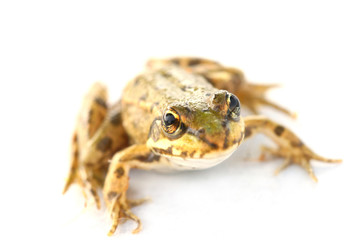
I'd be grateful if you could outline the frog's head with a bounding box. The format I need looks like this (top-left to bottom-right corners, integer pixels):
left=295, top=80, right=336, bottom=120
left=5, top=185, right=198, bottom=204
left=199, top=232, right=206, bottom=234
left=147, top=90, right=245, bottom=169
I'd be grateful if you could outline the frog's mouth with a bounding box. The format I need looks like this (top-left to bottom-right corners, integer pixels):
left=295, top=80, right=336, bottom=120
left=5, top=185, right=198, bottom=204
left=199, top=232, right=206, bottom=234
left=165, top=145, right=238, bottom=170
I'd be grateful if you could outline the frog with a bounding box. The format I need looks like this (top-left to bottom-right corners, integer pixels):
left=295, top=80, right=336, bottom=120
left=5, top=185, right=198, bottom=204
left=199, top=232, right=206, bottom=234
left=63, top=57, right=341, bottom=236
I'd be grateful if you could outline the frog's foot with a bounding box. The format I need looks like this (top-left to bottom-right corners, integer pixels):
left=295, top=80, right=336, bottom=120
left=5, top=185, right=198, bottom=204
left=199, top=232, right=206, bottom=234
left=63, top=171, right=90, bottom=209
left=261, top=145, right=342, bottom=182
left=63, top=165, right=102, bottom=209
left=237, top=82, right=295, bottom=117
left=107, top=194, right=142, bottom=236
left=244, top=116, right=341, bottom=181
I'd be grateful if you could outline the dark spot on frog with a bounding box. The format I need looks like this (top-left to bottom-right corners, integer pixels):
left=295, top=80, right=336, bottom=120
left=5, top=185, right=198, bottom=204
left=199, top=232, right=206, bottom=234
left=139, top=94, right=147, bottom=101
left=171, top=58, right=180, bottom=65
left=245, top=127, right=252, bottom=139
left=132, top=121, right=138, bottom=129
left=188, top=58, right=201, bottom=66
left=110, top=112, right=121, bottom=126
left=232, top=132, right=244, bottom=145
left=274, top=125, right=285, bottom=136
left=71, top=166, right=77, bottom=172
left=96, top=137, right=113, bottom=152
left=114, top=167, right=125, bottom=178
left=179, top=151, right=188, bottom=158
left=133, top=77, right=142, bottom=86
left=95, top=97, right=107, bottom=109
left=73, top=150, right=79, bottom=157
left=87, top=109, right=93, bottom=124
left=107, top=191, right=120, bottom=201
left=90, top=188, right=97, bottom=196
left=153, top=146, right=173, bottom=155
left=291, top=140, right=304, bottom=148
left=205, top=93, right=211, bottom=97
left=224, top=129, right=230, bottom=149
left=160, top=71, right=172, bottom=78
left=221, top=121, right=230, bottom=149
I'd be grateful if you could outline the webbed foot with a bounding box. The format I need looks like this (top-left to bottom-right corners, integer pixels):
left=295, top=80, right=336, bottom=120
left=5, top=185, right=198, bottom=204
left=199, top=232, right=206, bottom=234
left=107, top=194, right=143, bottom=236
left=63, top=167, right=102, bottom=209
left=261, top=145, right=342, bottom=182
left=236, top=82, right=296, bottom=118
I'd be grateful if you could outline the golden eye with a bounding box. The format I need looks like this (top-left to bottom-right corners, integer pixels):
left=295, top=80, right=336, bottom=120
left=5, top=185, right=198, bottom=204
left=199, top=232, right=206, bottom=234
left=162, top=108, right=180, bottom=134
left=227, top=94, right=241, bottom=121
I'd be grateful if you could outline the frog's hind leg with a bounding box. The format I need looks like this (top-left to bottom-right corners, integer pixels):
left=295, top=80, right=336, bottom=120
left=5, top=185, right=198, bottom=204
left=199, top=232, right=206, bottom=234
left=244, top=116, right=342, bottom=181
left=148, top=57, right=295, bottom=117
left=234, top=80, right=293, bottom=116
left=63, top=82, right=110, bottom=209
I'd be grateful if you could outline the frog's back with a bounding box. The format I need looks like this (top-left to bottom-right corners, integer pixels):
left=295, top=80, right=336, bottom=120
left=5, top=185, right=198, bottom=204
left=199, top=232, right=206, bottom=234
left=120, top=66, right=217, bottom=144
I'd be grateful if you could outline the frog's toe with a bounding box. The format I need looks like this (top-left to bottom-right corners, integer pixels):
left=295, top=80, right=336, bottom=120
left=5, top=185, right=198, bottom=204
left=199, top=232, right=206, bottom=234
left=107, top=195, right=142, bottom=236
left=127, top=197, right=150, bottom=208
left=64, top=172, right=102, bottom=209
left=310, top=153, right=342, bottom=163
left=62, top=173, right=76, bottom=195
left=81, top=177, right=101, bottom=209
left=88, top=187, right=101, bottom=209
left=269, top=150, right=319, bottom=181
left=261, top=144, right=341, bottom=182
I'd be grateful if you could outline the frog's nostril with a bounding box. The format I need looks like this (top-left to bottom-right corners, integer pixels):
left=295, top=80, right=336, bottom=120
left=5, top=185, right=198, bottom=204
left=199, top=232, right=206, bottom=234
left=198, top=128, right=205, bottom=134
left=211, top=90, right=229, bottom=114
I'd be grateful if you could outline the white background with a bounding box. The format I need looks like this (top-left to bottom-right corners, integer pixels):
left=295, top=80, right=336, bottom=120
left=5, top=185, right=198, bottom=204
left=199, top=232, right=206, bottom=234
left=1, top=1, right=359, bottom=240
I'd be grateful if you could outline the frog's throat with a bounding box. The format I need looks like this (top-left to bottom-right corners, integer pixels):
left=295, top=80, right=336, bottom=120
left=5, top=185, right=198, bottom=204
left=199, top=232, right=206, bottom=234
left=165, top=146, right=238, bottom=170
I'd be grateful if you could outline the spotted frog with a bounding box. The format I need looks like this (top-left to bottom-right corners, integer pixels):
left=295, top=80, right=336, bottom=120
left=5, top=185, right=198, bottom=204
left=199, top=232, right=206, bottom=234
left=63, top=57, right=341, bottom=236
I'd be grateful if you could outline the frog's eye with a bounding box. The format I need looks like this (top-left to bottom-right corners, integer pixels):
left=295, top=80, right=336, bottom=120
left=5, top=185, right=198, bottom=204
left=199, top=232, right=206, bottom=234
left=162, top=108, right=181, bottom=134
left=227, top=94, right=241, bottom=121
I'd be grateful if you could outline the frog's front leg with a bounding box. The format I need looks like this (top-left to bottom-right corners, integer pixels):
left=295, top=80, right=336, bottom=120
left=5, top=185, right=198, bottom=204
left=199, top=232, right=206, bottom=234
left=103, top=144, right=168, bottom=236
left=148, top=57, right=294, bottom=117
left=244, top=116, right=341, bottom=181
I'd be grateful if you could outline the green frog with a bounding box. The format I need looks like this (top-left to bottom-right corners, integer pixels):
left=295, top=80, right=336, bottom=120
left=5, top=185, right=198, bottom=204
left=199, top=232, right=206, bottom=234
left=63, top=57, right=341, bottom=236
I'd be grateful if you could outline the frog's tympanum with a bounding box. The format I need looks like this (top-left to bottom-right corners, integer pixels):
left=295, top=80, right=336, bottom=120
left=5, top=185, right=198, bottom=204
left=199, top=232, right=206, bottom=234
left=63, top=57, right=341, bottom=236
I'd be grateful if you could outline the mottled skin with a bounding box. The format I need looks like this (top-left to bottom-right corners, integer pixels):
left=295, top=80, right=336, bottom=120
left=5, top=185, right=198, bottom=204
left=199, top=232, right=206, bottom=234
left=63, top=57, right=341, bottom=236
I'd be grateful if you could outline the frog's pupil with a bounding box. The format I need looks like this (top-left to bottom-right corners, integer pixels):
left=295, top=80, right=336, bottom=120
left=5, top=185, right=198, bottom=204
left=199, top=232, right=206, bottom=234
left=164, top=113, right=176, bottom=126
